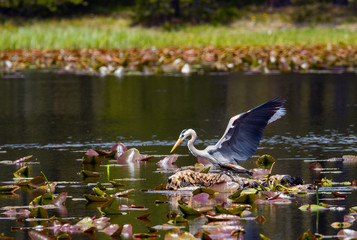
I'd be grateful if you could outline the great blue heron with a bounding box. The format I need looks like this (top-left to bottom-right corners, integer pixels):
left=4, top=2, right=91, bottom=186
left=170, top=97, right=286, bottom=176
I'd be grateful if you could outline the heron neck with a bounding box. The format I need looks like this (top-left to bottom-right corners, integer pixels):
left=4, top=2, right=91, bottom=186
left=187, top=130, right=203, bottom=158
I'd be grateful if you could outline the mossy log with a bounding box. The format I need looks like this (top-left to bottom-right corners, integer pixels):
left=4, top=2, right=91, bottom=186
left=166, top=169, right=304, bottom=190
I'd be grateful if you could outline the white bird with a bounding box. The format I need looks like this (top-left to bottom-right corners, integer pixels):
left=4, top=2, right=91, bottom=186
left=170, top=97, right=286, bottom=175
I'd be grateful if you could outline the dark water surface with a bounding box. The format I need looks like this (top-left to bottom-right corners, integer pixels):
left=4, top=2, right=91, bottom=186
left=0, top=71, right=356, bottom=239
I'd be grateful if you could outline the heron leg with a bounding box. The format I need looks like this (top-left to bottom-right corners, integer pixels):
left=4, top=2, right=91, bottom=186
left=217, top=171, right=236, bottom=183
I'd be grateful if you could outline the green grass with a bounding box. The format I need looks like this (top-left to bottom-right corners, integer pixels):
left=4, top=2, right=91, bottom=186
left=1, top=16, right=357, bottom=50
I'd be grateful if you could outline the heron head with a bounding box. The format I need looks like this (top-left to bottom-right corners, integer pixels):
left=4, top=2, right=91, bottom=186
left=170, top=129, right=189, bottom=153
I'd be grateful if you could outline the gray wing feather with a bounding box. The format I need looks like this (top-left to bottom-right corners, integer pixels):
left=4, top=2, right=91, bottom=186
left=208, top=97, right=285, bottom=164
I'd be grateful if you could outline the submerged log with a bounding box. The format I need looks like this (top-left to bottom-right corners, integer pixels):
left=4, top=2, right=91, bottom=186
left=166, top=169, right=303, bottom=190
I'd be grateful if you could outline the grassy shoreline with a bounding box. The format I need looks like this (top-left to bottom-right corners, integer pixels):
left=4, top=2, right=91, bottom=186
left=1, top=14, right=357, bottom=50
left=1, top=12, right=357, bottom=75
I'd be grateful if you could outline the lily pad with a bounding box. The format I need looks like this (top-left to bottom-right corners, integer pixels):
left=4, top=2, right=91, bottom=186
left=83, top=194, right=109, bottom=202
left=110, top=181, right=125, bottom=187
left=232, top=193, right=257, bottom=204
left=192, top=193, right=210, bottom=203
left=0, top=185, right=20, bottom=194
left=178, top=204, right=201, bottom=216
left=137, top=212, right=152, bottom=219
left=132, top=233, right=160, bottom=239
left=80, top=170, right=100, bottom=177
left=256, top=154, right=276, bottom=169
left=299, top=204, right=328, bottom=212
left=13, top=155, right=33, bottom=164
left=82, top=155, right=102, bottom=165
left=168, top=214, right=188, bottom=225
left=13, top=166, right=30, bottom=178
left=102, top=224, right=122, bottom=237
left=93, top=187, right=106, bottom=197
left=297, top=230, right=317, bottom=240
left=213, top=205, right=231, bottom=214
left=192, top=187, right=215, bottom=196
left=331, top=222, right=352, bottom=228
left=116, top=148, right=142, bottom=164
left=29, top=207, right=48, bottom=218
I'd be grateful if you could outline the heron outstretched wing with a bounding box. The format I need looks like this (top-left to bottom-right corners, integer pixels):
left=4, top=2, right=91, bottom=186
left=207, top=97, right=285, bottom=164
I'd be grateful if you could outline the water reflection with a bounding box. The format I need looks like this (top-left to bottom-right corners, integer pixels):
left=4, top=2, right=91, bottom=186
left=0, top=71, right=357, bottom=239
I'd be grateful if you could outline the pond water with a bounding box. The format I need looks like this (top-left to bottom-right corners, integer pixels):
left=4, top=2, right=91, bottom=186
left=0, top=71, right=356, bottom=239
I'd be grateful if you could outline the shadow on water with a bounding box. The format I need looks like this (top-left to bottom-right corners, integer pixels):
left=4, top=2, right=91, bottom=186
left=0, top=71, right=356, bottom=239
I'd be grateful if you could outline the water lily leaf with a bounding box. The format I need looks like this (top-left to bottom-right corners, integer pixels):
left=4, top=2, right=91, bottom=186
left=260, top=233, right=271, bottom=240
left=29, top=207, right=48, bottom=218
left=80, top=170, right=100, bottom=177
left=13, top=166, right=30, bottom=178
left=119, top=205, right=148, bottom=211
left=228, top=189, right=243, bottom=199
left=164, top=231, right=195, bottom=240
left=83, top=194, right=109, bottom=202
left=99, top=207, right=123, bottom=216
left=228, top=206, right=249, bottom=217
left=241, top=188, right=258, bottom=195
left=206, top=213, right=240, bottom=222
left=116, top=148, right=142, bottom=164
left=213, top=205, right=231, bottom=214
left=28, top=230, right=52, bottom=240
left=152, top=184, right=166, bottom=190
left=178, top=204, right=201, bottom=216
left=103, top=224, right=122, bottom=237
left=111, top=188, right=134, bottom=197
left=55, top=234, right=71, bottom=240
left=331, top=222, right=352, bottom=228
left=30, top=193, right=54, bottom=206
left=157, top=155, right=179, bottom=169
left=332, top=192, right=346, bottom=198
left=137, top=212, right=152, bottom=219
left=51, top=192, right=68, bottom=207
left=170, top=214, right=188, bottom=224
left=121, top=224, right=133, bottom=237
left=96, top=182, right=106, bottom=190
left=132, top=233, right=160, bottom=239
left=85, top=149, right=99, bottom=157
left=232, top=193, right=257, bottom=204
left=344, top=214, right=356, bottom=223
left=112, top=143, right=127, bottom=159
left=0, top=185, right=20, bottom=194
left=28, top=176, right=46, bottom=188
left=297, top=230, right=316, bottom=240
left=82, top=155, right=102, bottom=165
left=192, top=193, right=210, bottom=203
left=262, top=191, right=281, bottom=200
left=93, top=187, right=106, bottom=197
left=337, top=229, right=357, bottom=239
left=110, top=181, right=125, bottom=187
left=13, top=155, right=33, bottom=164
left=75, top=216, right=93, bottom=231
left=256, top=154, right=276, bottom=169
left=192, top=187, right=215, bottom=196
left=299, top=204, right=328, bottom=212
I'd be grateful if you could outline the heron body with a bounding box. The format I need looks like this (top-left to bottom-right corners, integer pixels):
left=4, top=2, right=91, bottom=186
left=170, top=97, right=286, bottom=175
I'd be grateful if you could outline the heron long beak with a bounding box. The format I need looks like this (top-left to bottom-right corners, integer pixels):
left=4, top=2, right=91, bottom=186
left=170, top=137, right=183, bottom=153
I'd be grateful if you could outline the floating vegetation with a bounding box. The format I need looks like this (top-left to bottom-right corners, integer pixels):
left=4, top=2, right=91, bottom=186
left=1, top=45, right=357, bottom=76
left=0, top=145, right=355, bottom=239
